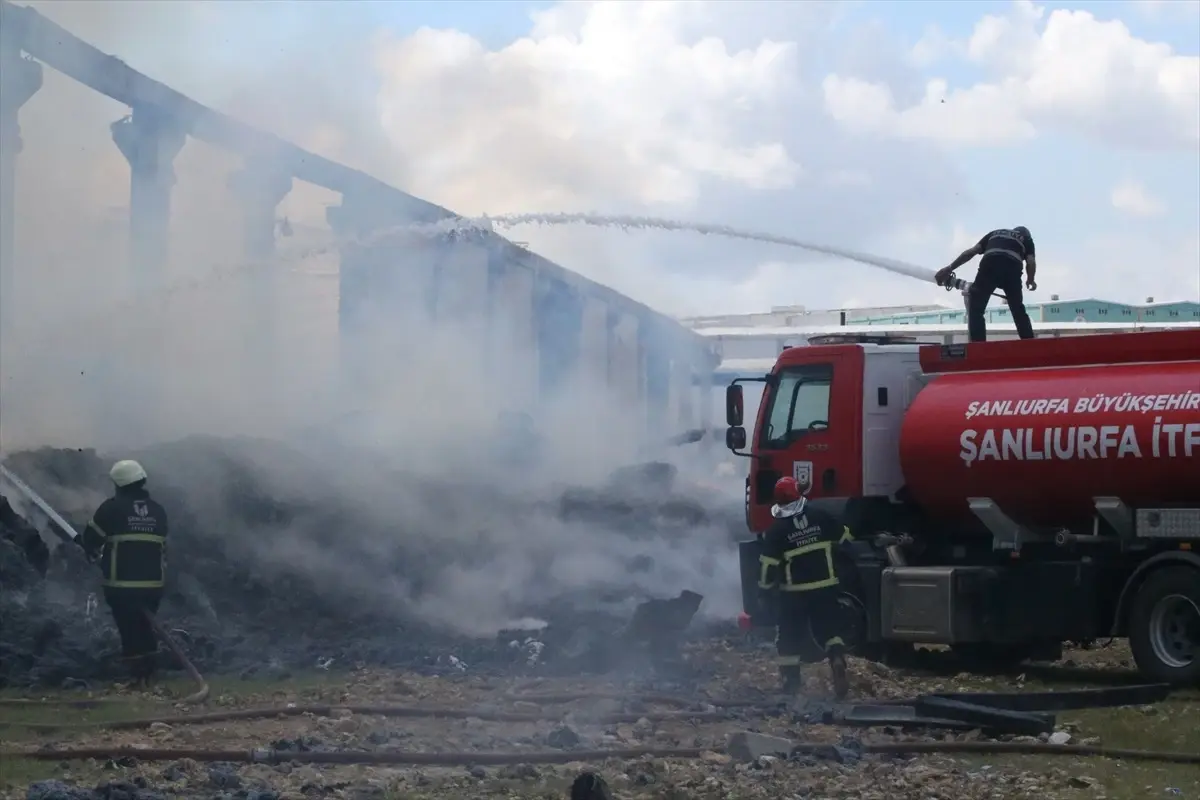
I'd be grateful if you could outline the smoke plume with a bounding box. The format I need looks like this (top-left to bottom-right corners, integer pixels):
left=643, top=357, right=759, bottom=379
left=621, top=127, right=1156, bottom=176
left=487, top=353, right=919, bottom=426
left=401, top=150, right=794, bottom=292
left=0, top=0, right=747, bottom=642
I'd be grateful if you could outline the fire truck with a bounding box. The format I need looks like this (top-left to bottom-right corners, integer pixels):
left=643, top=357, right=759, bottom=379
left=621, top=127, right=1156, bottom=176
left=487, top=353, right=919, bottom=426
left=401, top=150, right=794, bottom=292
left=724, top=328, right=1200, bottom=686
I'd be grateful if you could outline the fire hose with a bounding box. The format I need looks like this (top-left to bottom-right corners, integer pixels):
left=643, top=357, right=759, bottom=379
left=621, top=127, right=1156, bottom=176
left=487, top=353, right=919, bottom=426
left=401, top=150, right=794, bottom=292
left=0, top=462, right=209, bottom=704
left=4, top=697, right=1198, bottom=765
left=0, top=704, right=733, bottom=732
left=2, top=739, right=1196, bottom=767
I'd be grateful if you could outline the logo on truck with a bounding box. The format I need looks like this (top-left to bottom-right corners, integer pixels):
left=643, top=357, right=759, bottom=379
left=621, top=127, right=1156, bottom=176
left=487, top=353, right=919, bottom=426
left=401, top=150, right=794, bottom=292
left=793, top=461, right=813, bottom=493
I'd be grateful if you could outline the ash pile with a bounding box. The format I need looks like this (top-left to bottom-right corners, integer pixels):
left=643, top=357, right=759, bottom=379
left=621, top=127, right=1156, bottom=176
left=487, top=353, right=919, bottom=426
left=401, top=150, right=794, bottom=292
left=0, top=434, right=744, bottom=690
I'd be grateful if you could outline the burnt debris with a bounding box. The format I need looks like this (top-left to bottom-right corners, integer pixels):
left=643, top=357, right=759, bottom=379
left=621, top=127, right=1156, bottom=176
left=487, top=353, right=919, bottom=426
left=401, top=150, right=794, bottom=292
left=0, top=436, right=731, bottom=689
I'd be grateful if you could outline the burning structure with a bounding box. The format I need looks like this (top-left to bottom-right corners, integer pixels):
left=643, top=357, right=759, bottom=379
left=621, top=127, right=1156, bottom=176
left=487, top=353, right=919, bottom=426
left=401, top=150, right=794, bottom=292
left=0, top=2, right=740, bottom=689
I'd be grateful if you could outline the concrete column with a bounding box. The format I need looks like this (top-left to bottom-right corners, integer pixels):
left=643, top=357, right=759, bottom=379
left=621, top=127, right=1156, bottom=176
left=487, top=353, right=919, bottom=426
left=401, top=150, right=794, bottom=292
left=533, top=276, right=583, bottom=399
left=491, top=258, right=536, bottom=412
left=228, top=165, right=292, bottom=260
left=607, top=309, right=640, bottom=406
left=111, top=109, right=187, bottom=290
left=673, top=357, right=695, bottom=430
left=327, top=202, right=369, bottom=396
left=486, top=244, right=506, bottom=345
left=641, top=320, right=669, bottom=438
left=605, top=309, right=620, bottom=391
left=228, top=165, right=292, bottom=401
left=580, top=296, right=607, bottom=380
left=437, top=238, right=489, bottom=340
left=0, top=43, right=42, bottom=332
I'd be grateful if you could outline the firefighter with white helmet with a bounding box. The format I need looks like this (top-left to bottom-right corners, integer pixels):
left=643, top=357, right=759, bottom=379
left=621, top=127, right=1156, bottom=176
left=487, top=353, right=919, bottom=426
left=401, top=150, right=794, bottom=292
left=79, top=459, right=170, bottom=686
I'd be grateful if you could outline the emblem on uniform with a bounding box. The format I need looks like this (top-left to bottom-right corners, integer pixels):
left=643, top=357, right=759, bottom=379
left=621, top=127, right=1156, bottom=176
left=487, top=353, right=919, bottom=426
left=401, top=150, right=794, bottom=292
left=133, top=501, right=149, bottom=517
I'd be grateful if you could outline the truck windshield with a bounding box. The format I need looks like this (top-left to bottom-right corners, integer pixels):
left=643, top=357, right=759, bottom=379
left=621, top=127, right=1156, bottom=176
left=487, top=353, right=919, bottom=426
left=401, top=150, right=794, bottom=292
left=759, top=364, right=834, bottom=449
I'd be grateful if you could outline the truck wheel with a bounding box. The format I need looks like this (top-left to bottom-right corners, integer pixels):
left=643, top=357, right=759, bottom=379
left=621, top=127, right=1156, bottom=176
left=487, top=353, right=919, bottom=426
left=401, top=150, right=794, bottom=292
left=1127, top=566, right=1200, bottom=686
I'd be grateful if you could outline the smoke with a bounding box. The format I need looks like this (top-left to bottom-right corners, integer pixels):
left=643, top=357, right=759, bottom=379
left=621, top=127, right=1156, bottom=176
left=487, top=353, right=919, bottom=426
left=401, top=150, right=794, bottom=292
left=0, top=1, right=750, bottom=641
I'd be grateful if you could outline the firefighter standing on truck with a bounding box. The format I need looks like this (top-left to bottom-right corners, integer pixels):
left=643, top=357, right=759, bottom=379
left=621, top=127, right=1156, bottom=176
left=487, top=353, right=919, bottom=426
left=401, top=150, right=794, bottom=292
left=934, top=226, right=1037, bottom=343
left=79, top=460, right=168, bottom=686
left=757, top=476, right=851, bottom=699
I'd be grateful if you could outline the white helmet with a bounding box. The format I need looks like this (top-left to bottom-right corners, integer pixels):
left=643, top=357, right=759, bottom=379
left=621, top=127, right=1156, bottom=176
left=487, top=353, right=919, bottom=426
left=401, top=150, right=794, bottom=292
left=110, top=459, right=148, bottom=488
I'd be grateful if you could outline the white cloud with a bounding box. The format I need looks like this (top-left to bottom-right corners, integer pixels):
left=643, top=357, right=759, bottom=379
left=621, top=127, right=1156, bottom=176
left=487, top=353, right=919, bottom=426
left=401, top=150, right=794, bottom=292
left=823, top=1, right=1200, bottom=151
left=1110, top=180, right=1167, bottom=216
left=369, top=1, right=970, bottom=316
left=373, top=6, right=803, bottom=213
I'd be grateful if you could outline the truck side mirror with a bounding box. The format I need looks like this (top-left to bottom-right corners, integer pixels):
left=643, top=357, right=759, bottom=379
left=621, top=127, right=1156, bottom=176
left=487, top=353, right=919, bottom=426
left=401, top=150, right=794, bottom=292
left=725, top=384, right=744, bottom=427
left=726, top=426, right=747, bottom=451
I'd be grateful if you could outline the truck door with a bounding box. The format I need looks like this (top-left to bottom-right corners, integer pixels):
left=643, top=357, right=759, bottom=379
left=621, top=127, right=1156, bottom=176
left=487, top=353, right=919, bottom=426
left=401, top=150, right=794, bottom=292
left=752, top=351, right=860, bottom=518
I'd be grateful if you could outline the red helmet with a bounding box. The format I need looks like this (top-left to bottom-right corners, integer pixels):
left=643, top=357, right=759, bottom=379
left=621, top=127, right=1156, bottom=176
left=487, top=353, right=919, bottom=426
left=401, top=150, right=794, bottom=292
left=774, top=476, right=802, bottom=505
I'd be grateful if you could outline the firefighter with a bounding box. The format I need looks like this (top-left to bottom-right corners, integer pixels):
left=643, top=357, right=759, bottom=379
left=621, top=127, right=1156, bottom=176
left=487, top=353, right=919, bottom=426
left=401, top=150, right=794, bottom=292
left=935, top=226, right=1037, bottom=343
left=757, top=476, right=851, bottom=699
left=79, top=460, right=169, bottom=686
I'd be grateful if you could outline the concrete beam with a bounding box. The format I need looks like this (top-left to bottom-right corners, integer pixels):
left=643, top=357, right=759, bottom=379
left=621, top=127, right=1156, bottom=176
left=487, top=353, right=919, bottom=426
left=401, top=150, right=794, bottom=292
left=111, top=109, right=186, bottom=289
left=0, top=36, right=42, bottom=331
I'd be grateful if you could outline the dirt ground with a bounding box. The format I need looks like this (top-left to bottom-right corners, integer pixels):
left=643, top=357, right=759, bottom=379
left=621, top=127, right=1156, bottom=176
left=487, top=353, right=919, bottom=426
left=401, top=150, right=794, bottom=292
left=1, top=640, right=1197, bottom=800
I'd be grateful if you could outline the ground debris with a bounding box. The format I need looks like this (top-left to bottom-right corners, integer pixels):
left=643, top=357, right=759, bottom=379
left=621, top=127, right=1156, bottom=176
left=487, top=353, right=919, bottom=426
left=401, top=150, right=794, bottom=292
left=0, top=436, right=740, bottom=690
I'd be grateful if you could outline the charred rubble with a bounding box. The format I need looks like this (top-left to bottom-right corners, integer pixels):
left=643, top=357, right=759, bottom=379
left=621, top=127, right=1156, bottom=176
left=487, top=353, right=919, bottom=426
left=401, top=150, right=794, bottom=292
left=0, top=437, right=739, bottom=689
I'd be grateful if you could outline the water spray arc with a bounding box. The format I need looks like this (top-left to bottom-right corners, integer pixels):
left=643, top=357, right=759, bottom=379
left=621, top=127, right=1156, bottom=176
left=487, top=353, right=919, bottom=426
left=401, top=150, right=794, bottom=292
left=470, top=213, right=938, bottom=283
left=434, top=212, right=987, bottom=302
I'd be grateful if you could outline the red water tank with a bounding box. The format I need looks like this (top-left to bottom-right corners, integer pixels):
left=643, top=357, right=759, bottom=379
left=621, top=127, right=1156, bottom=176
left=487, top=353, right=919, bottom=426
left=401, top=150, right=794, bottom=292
left=899, top=360, right=1200, bottom=529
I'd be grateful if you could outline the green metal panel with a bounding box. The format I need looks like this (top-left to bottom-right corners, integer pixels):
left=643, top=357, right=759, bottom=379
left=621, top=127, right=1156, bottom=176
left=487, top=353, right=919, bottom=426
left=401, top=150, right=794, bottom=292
left=840, top=299, right=1197, bottom=326
left=1141, top=301, right=1200, bottom=320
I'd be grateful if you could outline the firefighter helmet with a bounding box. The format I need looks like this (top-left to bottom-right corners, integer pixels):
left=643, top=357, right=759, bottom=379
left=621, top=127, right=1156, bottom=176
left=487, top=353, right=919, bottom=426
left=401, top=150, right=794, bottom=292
left=774, top=476, right=802, bottom=505
left=110, top=460, right=148, bottom=488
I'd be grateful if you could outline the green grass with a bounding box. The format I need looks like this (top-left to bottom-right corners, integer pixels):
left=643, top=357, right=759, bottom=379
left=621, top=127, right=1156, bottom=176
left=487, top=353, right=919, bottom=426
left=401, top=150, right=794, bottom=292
left=951, top=687, right=1200, bottom=800
left=0, top=670, right=349, bottom=792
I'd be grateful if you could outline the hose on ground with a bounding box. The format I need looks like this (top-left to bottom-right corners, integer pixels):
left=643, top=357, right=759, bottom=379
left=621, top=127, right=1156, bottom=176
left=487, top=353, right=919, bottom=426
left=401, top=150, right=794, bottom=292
left=0, top=698, right=120, bottom=708
left=3, top=740, right=1196, bottom=766
left=0, top=690, right=749, bottom=709
left=143, top=610, right=209, bottom=705
left=505, top=690, right=764, bottom=708
left=0, top=703, right=733, bottom=732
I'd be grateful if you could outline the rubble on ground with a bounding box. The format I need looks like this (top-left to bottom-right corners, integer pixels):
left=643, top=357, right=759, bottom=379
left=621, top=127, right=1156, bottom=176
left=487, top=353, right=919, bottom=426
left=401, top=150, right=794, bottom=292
left=6, top=657, right=1163, bottom=800
left=0, top=436, right=741, bottom=690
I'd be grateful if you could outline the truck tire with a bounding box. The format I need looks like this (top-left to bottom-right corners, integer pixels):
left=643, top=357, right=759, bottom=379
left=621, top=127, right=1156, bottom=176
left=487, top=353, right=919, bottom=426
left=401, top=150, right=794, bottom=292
left=1127, top=566, right=1200, bottom=687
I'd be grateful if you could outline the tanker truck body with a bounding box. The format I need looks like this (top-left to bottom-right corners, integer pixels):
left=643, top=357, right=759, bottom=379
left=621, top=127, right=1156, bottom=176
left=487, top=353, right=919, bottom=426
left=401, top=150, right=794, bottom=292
left=724, top=328, right=1200, bottom=685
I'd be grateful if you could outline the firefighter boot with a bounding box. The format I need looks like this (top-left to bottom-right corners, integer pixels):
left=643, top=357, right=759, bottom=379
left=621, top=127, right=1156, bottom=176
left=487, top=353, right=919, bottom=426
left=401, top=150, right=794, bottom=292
left=779, top=664, right=803, bottom=694
left=116, top=655, right=141, bottom=687
left=131, top=653, right=157, bottom=689
left=828, top=650, right=850, bottom=700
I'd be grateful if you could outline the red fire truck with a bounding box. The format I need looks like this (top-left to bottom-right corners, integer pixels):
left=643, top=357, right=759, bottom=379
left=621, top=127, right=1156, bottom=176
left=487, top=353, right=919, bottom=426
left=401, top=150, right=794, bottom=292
left=724, top=328, right=1200, bottom=685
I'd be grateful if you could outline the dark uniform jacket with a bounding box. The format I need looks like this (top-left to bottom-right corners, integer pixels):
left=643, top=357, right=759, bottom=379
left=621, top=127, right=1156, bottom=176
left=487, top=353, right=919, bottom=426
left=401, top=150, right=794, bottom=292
left=758, top=500, right=852, bottom=593
left=80, top=487, right=168, bottom=590
left=977, top=228, right=1035, bottom=266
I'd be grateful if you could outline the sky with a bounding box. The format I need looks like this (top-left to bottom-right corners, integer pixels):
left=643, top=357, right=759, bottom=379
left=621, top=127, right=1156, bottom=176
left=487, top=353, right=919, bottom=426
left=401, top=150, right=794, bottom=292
left=11, top=0, right=1200, bottom=321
